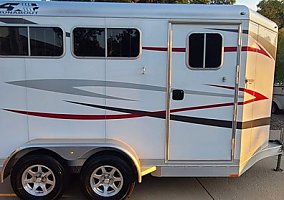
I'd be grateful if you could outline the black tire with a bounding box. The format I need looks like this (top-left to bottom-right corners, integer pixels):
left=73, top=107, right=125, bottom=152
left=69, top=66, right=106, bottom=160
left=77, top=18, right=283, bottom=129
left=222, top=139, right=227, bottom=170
left=11, top=155, right=65, bottom=200
left=80, top=155, right=135, bottom=200
left=272, top=102, right=279, bottom=114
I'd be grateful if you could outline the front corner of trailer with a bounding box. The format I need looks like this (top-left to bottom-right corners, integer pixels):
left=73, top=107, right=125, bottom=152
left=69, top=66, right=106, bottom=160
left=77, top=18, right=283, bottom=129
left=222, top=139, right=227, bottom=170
left=239, top=139, right=283, bottom=176
left=238, top=13, right=280, bottom=175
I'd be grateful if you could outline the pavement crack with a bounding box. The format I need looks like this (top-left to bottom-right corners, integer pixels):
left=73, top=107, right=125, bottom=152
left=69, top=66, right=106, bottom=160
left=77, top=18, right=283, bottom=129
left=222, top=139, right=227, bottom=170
left=196, top=178, right=215, bottom=200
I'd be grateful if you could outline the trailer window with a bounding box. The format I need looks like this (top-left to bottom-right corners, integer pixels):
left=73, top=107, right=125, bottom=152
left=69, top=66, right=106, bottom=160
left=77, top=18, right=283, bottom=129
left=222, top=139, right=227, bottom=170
left=0, top=26, right=28, bottom=56
left=188, top=33, right=222, bottom=69
left=107, top=28, right=140, bottom=57
left=30, top=27, right=63, bottom=56
left=73, top=28, right=105, bottom=57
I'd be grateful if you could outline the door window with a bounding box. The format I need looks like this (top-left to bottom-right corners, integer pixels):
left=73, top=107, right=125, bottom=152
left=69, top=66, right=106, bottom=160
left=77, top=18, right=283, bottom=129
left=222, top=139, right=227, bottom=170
left=188, top=33, right=223, bottom=69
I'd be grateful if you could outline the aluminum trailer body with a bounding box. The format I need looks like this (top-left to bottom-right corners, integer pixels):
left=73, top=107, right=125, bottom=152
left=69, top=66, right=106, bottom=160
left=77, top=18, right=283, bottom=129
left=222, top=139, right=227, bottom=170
left=0, top=1, right=282, bottom=200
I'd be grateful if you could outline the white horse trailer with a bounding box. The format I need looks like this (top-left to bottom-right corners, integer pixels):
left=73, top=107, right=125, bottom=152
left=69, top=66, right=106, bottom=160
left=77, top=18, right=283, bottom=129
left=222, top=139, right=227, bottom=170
left=0, top=1, right=283, bottom=200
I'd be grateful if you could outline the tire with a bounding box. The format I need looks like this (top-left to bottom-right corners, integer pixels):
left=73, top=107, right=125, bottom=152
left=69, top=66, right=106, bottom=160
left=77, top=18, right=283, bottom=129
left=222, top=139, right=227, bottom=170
left=272, top=102, right=279, bottom=114
left=80, top=155, right=135, bottom=200
left=11, top=155, right=65, bottom=200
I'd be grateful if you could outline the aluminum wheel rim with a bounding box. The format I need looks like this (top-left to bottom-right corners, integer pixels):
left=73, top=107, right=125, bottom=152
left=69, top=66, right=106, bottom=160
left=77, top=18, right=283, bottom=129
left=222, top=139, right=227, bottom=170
left=90, top=165, right=124, bottom=197
left=21, top=164, right=56, bottom=197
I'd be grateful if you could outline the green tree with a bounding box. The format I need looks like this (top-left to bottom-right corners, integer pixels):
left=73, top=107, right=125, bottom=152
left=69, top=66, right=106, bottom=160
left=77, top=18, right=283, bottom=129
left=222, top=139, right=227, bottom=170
left=59, top=0, right=235, bottom=4
left=257, top=0, right=284, bottom=83
left=189, top=0, right=235, bottom=4
left=275, top=28, right=284, bottom=83
left=257, top=0, right=284, bottom=28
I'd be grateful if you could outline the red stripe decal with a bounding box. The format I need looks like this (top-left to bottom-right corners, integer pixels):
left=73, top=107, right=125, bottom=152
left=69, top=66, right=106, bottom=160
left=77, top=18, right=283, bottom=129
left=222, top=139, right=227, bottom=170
left=143, top=45, right=271, bottom=59
left=142, top=47, right=186, bottom=52
left=224, top=47, right=237, bottom=52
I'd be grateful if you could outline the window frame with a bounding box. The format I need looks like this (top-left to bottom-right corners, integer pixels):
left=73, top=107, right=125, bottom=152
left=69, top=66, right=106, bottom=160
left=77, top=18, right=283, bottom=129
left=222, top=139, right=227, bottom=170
left=0, top=25, right=65, bottom=59
left=186, top=32, right=224, bottom=70
left=71, top=26, right=142, bottom=60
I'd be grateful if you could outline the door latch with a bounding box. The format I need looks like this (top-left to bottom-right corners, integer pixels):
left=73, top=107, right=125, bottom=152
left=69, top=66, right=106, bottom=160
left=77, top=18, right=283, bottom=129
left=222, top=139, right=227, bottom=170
left=172, top=89, right=184, bottom=100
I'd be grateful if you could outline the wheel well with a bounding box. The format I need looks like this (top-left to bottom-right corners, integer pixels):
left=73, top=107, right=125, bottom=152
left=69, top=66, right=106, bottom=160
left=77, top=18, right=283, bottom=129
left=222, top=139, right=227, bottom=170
left=10, top=149, right=68, bottom=175
left=24, top=149, right=68, bottom=166
left=83, top=149, right=138, bottom=182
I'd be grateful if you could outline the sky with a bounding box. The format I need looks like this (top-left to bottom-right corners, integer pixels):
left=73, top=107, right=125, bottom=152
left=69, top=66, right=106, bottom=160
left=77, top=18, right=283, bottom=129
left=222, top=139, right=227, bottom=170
left=235, top=0, right=260, bottom=11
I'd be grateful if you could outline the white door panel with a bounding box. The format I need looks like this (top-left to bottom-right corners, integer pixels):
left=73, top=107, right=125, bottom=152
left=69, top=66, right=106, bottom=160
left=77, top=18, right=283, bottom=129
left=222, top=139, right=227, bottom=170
left=169, top=24, right=239, bottom=161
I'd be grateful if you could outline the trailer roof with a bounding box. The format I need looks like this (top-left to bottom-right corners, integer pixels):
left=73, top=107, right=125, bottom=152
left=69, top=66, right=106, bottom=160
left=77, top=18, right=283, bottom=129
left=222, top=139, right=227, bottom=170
left=0, top=1, right=278, bottom=31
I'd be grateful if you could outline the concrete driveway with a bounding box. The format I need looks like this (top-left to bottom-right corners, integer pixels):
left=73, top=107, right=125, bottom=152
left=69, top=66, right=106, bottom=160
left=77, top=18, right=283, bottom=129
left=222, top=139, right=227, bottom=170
left=1, top=131, right=283, bottom=200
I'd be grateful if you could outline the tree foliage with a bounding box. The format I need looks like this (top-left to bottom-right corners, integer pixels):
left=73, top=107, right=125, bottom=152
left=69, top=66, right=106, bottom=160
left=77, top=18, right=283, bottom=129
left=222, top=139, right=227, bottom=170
left=275, top=28, right=284, bottom=83
left=257, top=0, right=284, bottom=83
left=60, top=0, right=235, bottom=4
left=258, top=0, right=284, bottom=28
left=189, top=0, right=235, bottom=4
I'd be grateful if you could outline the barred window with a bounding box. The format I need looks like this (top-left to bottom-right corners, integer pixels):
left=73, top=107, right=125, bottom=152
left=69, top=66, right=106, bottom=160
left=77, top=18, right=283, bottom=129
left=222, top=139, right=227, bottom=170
left=0, top=26, right=63, bottom=57
left=73, top=27, right=140, bottom=58
left=107, top=28, right=140, bottom=57
left=188, top=33, right=223, bottom=69
left=0, top=26, right=28, bottom=56
left=73, top=28, right=105, bottom=57
left=30, top=27, right=63, bottom=56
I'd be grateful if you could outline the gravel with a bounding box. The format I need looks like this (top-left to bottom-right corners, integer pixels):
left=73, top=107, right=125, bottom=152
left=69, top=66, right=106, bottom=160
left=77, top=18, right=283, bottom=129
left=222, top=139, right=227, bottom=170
left=270, top=113, right=284, bottom=130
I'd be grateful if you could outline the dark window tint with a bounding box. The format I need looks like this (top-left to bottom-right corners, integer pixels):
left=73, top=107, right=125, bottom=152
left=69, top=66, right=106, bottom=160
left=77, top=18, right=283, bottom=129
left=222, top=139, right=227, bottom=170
left=188, top=33, right=204, bottom=68
left=30, top=27, right=63, bottom=56
left=188, top=33, right=222, bottom=69
left=73, top=28, right=105, bottom=57
left=205, top=34, right=222, bottom=68
left=0, top=26, right=28, bottom=56
left=107, top=28, right=140, bottom=57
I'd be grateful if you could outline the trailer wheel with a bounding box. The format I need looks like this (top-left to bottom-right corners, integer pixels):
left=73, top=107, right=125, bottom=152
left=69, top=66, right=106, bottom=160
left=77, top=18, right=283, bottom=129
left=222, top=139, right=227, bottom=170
left=80, top=155, right=135, bottom=200
left=10, top=155, right=65, bottom=200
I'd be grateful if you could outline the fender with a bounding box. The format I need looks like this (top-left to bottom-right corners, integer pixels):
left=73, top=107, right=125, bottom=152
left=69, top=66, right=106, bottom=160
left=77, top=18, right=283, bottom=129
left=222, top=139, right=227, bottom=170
left=1, top=138, right=142, bottom=183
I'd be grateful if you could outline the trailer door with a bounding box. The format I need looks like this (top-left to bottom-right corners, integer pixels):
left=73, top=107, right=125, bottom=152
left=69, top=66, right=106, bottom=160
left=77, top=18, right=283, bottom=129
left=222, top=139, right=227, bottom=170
left=168, top=23, right=241, bottom=161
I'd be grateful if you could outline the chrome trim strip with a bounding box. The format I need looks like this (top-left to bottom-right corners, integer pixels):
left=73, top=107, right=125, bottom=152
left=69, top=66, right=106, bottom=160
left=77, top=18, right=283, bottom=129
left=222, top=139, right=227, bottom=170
left=169, top=20, right=243, bottom=25
left=165, top=22, right=172, bottom=162
left=27, top=26, right=31, bottom=56
left=231, top=24, right=242, bottom=161
left=141, top=159, right=240, bottom=166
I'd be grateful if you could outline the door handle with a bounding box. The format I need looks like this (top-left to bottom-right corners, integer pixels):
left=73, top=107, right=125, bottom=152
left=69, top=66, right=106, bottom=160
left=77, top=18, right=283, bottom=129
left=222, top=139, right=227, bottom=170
left=172, top=89, right=184, bottom=100
left=245, top=78, right=254, bottom=84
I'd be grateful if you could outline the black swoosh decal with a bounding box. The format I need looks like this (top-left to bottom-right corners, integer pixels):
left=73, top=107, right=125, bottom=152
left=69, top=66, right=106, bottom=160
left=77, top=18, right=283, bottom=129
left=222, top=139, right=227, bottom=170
left=66, top=100, right=270, bottom=129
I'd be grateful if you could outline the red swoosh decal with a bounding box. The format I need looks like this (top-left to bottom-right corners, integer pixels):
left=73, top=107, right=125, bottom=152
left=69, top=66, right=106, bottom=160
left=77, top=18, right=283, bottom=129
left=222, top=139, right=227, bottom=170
left=4, top=85, right=268, bottom=120
left=208, top=85, right=268, bottom=105
left=4, top=109, right=142, bottom=120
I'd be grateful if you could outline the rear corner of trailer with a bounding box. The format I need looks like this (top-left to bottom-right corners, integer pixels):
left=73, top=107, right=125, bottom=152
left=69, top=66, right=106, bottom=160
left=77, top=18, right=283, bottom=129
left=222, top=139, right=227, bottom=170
left=238, top=9, right=281, bottom=175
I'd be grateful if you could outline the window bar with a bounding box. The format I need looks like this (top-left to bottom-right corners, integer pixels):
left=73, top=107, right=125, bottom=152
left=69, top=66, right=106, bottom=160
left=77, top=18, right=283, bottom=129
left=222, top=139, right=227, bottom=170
left=105, top=28, right=108, bottom=58
left=203, top=33, right=206, bottom=68
left=27, top=26, right=31, bottom=56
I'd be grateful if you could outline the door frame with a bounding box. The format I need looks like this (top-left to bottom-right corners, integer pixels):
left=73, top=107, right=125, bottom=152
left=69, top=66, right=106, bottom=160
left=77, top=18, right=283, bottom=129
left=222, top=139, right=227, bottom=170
left=165, top=20, right=243, bottom=163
